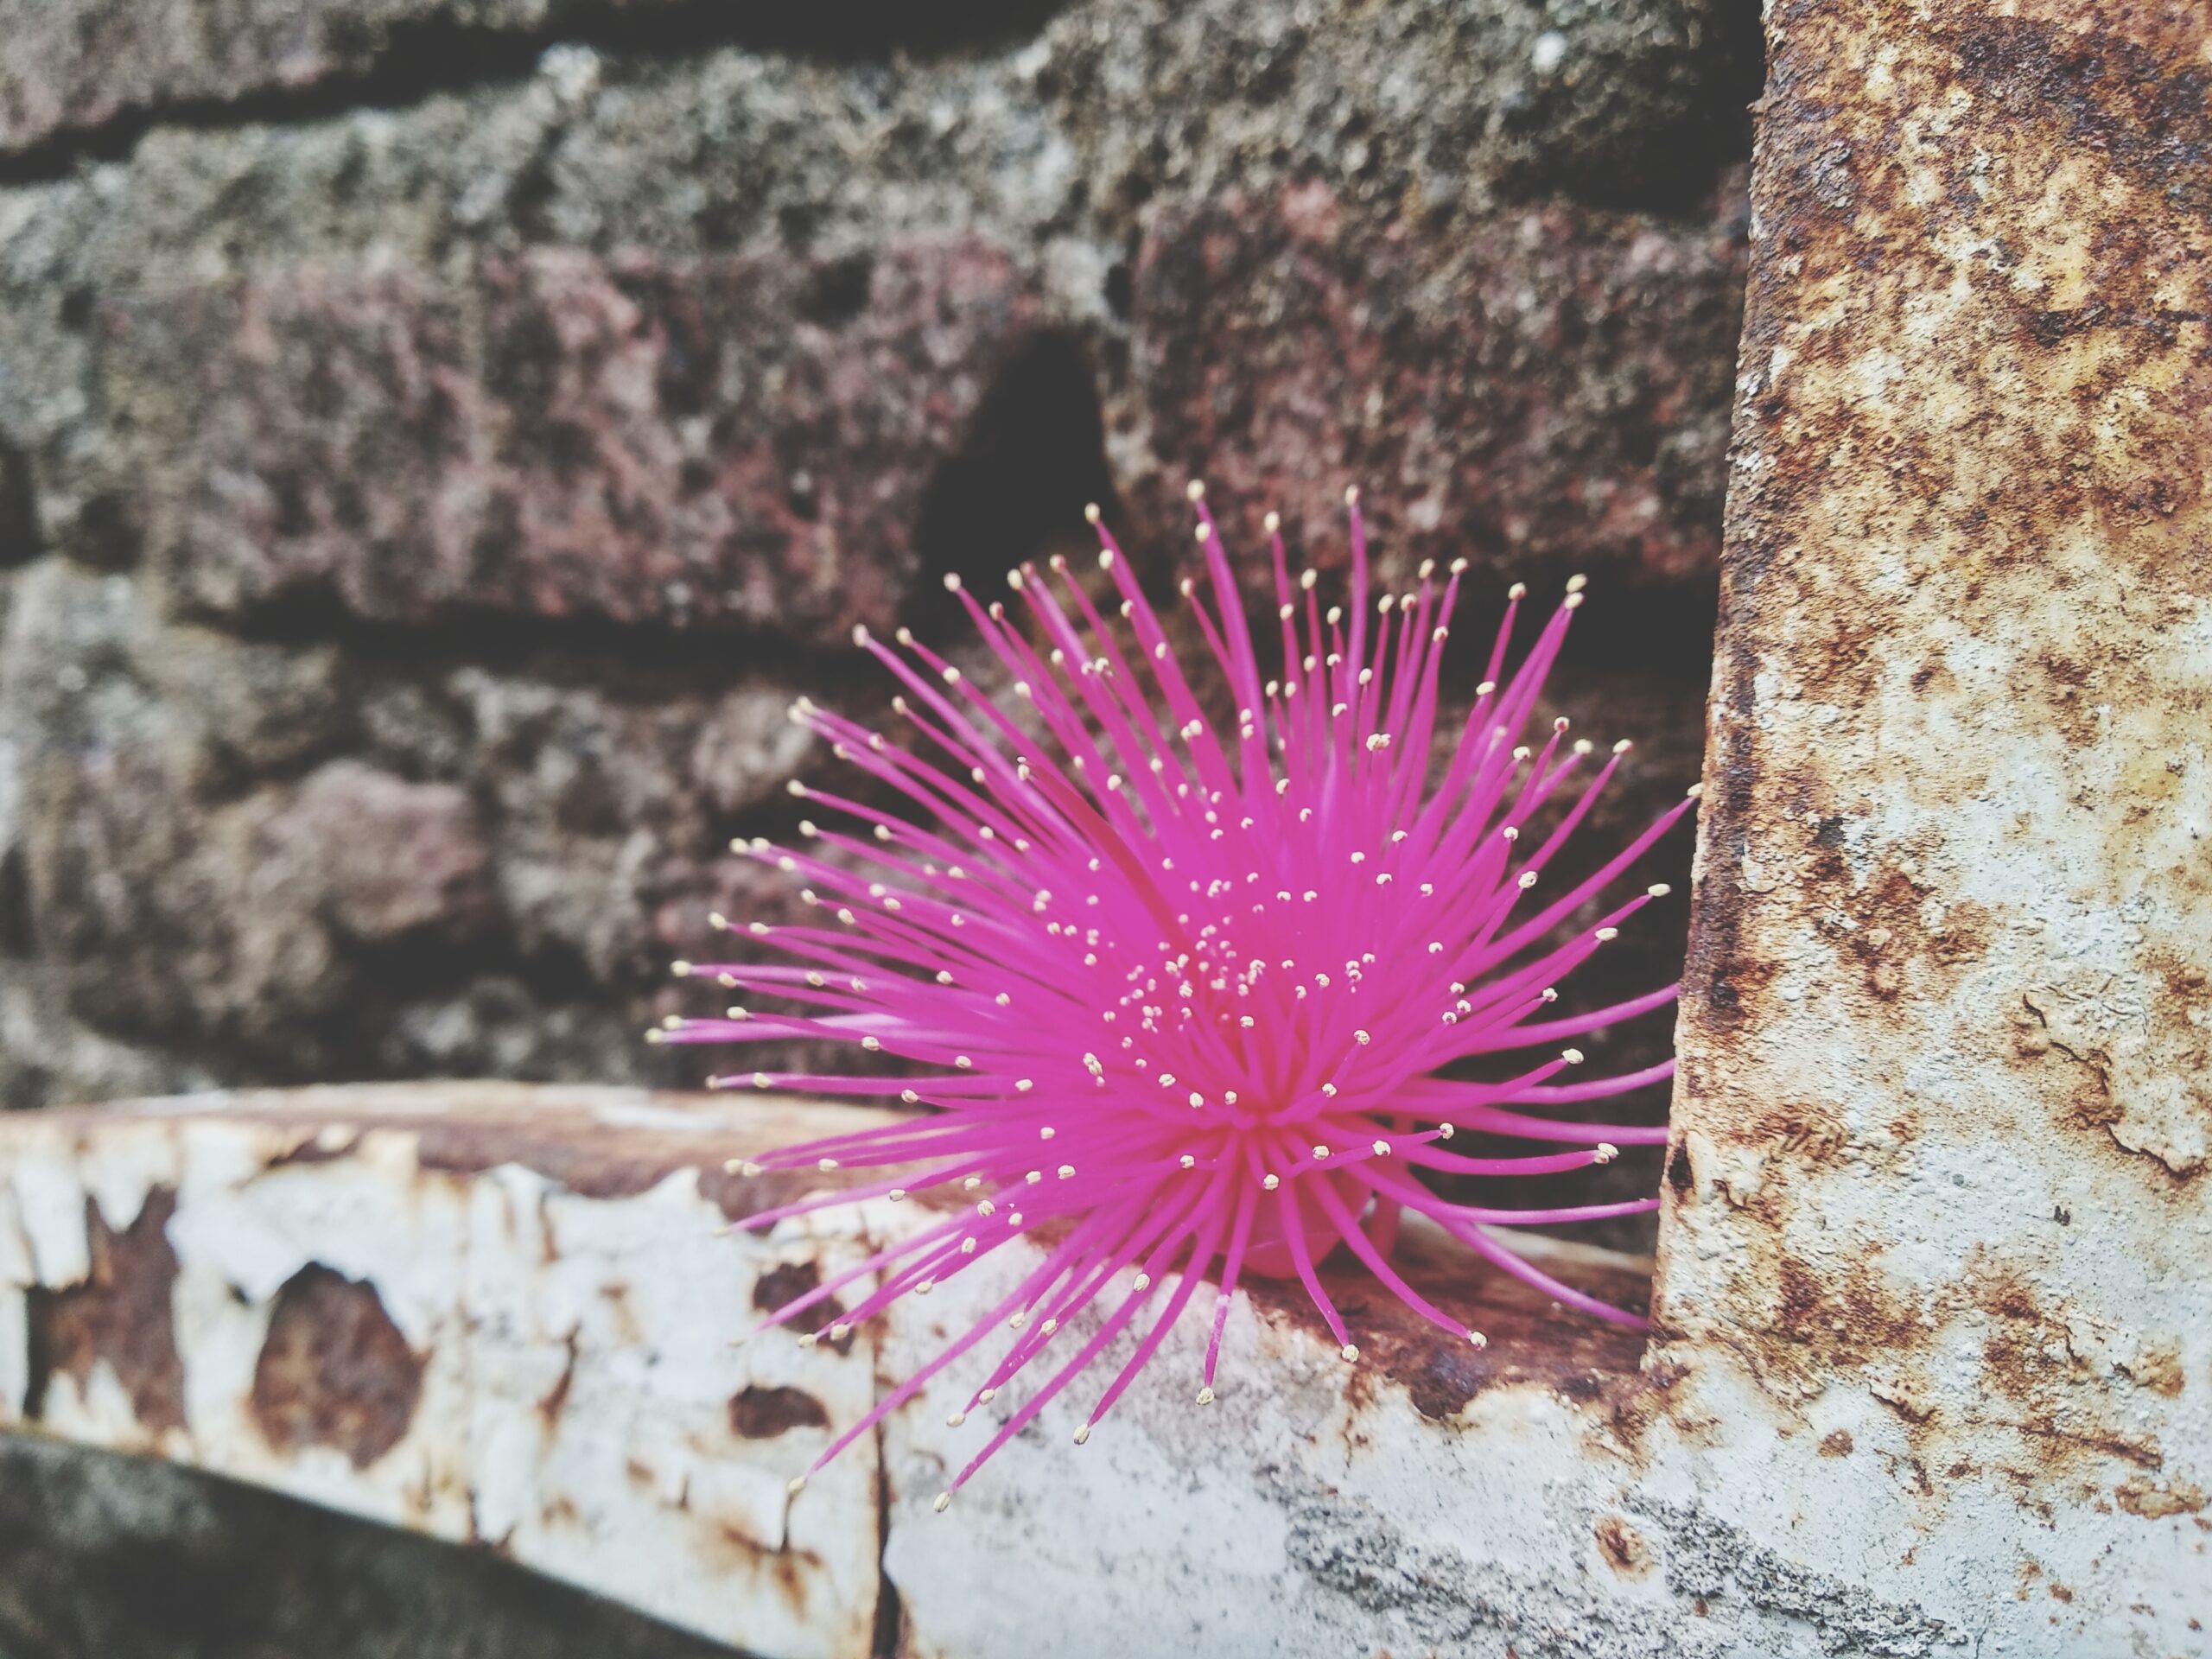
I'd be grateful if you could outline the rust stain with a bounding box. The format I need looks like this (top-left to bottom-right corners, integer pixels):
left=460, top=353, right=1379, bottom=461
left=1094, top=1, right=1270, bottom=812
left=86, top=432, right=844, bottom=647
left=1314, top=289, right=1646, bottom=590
left=1599, top=1357, right=1694, bottom=1461
left=2121, top=1344, right=2185, bottom=1398
left=265, top=1127, right=361, bottom=1167
left=1948, top=16, right=2212, bottom=213
left=729, top=1384, right=831, bottom=1440
left=2013, top=1421, right=2164, bottom=1472
left=1794, top=850, right=1997, bottom=1007
left=2012, top=995, right=2122, bottom=1134
left=2116, top=1477, right=2207, bottom=1519
left=250, top=1263, right=423, bottom=1469
left=2011, top=995, right=2200, bottom=1183
left=1770, top=1252, right=1932, bottom=1373
left=1819, top=1428, right=1855, bottom=1458
left=1594, top=1516, right=1655, bottom=1580
left=404, top=1089, right=887, bottom=1217
left=537, top=1332, right=579, bottom=1427
left=24, top=1188, right=186, bottom=1433
left=416, top=1118, right=826, bottom=1213
left=598, top=1281, right=645, bottom=1347
left=697, top=1525, right=823, bottom=1616
left=752, top=1260, right=854, bottom=1355
left=1244, top=1224, right=1648, bottom=1421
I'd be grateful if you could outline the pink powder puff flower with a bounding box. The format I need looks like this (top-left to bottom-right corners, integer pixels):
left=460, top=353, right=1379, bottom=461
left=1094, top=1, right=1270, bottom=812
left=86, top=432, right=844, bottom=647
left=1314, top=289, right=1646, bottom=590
left=658, top=484, right=1695, bottom=1508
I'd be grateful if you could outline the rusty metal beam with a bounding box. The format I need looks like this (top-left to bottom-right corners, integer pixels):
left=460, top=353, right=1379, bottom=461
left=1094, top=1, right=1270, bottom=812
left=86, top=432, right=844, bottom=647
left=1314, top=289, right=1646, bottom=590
left=1658, top=0, right=2212, bottom=1646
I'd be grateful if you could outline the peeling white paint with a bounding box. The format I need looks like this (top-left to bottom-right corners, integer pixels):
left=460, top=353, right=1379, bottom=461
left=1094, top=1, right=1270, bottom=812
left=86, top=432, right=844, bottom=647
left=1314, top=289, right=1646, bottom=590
left=0, top=1090, right=885, bottom=1659
left=1, top=1081, right=2205, bottom=1656
left=10, top=1147, right=88, bottom=1287
left=0, top=1180, right=34, bottom=1287
left=0, top=1285, right=25, bottom=1417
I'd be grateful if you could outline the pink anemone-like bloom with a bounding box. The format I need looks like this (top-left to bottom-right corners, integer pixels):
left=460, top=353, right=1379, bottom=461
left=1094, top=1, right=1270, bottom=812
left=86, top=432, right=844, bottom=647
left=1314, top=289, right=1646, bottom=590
left=659, top=486, right=1694, bottom=1508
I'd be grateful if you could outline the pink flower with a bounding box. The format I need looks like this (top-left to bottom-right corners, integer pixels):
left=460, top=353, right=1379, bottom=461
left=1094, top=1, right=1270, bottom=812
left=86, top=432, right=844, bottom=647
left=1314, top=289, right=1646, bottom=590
left=661, top=486, right=1694, bottom=1506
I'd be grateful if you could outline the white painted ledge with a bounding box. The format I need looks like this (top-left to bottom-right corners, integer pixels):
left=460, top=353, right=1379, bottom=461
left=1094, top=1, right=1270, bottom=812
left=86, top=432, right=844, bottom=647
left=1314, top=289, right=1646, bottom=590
left=1, top=1080, right=2202, bottom=1656
left=0, top=1082, right=1683, bottom=1656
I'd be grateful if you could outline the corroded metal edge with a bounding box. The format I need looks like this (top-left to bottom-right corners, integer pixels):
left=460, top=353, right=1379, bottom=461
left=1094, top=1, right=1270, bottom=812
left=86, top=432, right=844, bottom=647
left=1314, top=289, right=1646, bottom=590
left=1656, top=0, right=2211, bottom=1653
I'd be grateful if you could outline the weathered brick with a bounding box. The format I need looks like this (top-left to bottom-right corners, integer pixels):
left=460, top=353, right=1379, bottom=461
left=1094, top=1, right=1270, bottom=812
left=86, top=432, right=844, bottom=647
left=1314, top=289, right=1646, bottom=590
left=1126, top=179, right=1748, bottom=590
left=111, top=237, right=1037, bottom=642
left=0, top=0, right=586, bottom=154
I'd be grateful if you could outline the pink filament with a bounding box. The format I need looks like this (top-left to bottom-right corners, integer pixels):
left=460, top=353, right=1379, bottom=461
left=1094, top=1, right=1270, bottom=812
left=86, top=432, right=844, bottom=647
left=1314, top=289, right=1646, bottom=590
left=664, top=492, right=1693, bottom=1497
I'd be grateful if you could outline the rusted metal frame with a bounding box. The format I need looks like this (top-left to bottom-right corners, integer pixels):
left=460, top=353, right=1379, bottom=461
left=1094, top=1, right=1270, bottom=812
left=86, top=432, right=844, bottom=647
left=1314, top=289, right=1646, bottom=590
left=1656, top=0, right=2212, bottom=1648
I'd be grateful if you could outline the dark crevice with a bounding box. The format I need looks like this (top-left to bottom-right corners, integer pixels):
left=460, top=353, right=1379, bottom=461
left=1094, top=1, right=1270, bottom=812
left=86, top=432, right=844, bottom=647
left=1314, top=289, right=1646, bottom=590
left=20, top=1287, right=56, bottom=1423
left=195, top=582, right=871, bottom=700
left=1497, top=0, right=1767, bottom=221
left=0, top=440, right=41, bottom=567
left=1549, top=570, right=1723, bottom=686
left=906, top=327, right=1119, bottom=638
left=0, top=846, right=37, bottom=959
left=0, top=0, right=1077, bottom=188
left=870, top=1421, right=904, bottom=1658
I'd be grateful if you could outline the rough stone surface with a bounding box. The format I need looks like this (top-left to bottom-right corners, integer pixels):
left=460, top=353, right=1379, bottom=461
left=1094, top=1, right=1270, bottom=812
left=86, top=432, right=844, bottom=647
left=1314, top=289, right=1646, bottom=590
left=1128, top=182, right=1747, bottom=595
left=0, top=1, right=613, bottom=156
left=0, top=1, right=1078, bottom=159
left=0, top=0, right=1747, bottom=1122
left=0, top=1436, right=742, bottom=1659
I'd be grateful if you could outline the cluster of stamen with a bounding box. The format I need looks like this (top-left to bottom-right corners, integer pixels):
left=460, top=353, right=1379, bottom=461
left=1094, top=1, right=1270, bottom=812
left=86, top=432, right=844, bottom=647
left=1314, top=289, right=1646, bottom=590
left=659, top=482, right=1695, bottom=1509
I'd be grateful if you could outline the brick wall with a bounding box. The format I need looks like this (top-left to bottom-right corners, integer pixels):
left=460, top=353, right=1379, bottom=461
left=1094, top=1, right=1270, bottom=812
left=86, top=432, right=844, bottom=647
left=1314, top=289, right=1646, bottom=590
left=0, top=0, right=1753, bottom=1145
